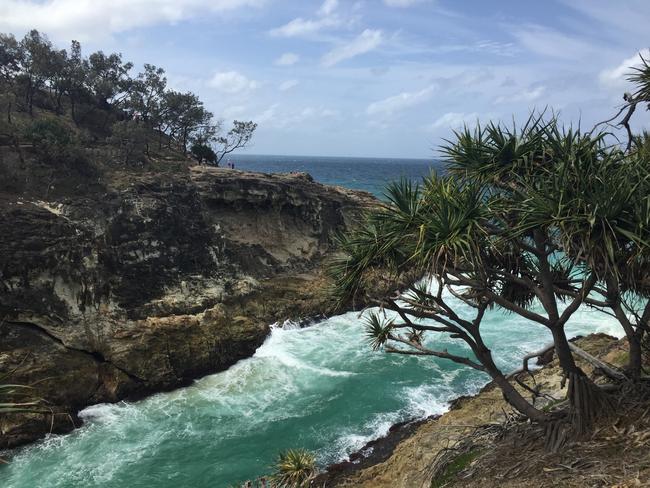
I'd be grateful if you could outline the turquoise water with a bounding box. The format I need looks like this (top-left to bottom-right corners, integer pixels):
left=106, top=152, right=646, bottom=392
left=0, top=157, right=624, bottom=487
left=1, top=298, right=621, bottom=487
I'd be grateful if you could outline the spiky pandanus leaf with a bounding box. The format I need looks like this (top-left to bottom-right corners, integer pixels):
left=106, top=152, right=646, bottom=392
left=364, top=312, right=394, bottom=351
left=511, top=125, right=649, bottom=283
left=272, top=449, right=316, bottom=488
left=627, top=54, right=650, bottom=101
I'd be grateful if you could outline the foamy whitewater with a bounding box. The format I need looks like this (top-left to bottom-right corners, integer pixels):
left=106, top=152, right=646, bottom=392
left=0, top=292, right=623, bottom=487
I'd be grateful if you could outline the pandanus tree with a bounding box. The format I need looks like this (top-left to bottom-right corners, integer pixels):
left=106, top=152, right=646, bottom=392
left=330, top=116, right=640, bottom=434
left=517, top=129, right=650, bottom=379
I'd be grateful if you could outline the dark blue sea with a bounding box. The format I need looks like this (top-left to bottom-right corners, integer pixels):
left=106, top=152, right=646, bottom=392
left=226, top=154, right=443, bottom=198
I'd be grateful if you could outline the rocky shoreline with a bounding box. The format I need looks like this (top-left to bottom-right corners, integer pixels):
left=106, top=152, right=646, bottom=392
left=318, top=333, right=628, bottom=487
left=0, top=167, right=377, bottom=448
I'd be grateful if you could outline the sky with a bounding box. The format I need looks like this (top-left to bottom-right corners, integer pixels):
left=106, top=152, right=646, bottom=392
left=1, top=0, right=649, bottom=158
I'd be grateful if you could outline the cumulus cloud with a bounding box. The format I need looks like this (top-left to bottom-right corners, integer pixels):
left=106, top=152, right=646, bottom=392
left=0, top=0, right=265, bottom=41
left=269, top=16, right=341, bottom=38
left=427, top=112, right=480, bottom=130
left=322, top=29, right=382, bottom=67
left=274, top=52, right=300, bottom=66
left=599, top=49, right=650, bottom=88
left=209, top=71, right=258, bottom=94
left=270, top=0, right=344, bottom=38
left=367, top=85, right=434, bottom=116
left=279, top=79, right=299, bottom=91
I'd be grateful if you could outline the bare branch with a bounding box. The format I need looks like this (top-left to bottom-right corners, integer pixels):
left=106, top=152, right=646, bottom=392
left=385, top=336, right=485, bottom=371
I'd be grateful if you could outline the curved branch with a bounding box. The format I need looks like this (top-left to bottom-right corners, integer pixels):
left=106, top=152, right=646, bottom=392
left=385, top=336, right=485, bottom=371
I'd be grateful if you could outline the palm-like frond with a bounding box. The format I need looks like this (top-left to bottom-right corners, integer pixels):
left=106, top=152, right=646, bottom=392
left=364, top=311, right=394, bottom=351
left=627, top=54, right=650, bottom=101
left=512, top=128, right=649, bottom=281
left=272, top=449, right=316, bottom=488
left=329, top=174, right=490, bottom=306
left=441, top=112, right=556, bottom=187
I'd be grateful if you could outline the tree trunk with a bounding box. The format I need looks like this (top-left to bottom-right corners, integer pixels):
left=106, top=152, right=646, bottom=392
left=551, top=326, right=612, bottom=434
left=56, top=90, right=63, bottom=115
left=605, top=276, right=644, bottom=380
left=551, top=327, right=581, bottom=375
left=478, top=348, right=546, bottom=422
left=627, top=332, right=643, bottom=380
left=491, top=372, right=547, bottom=422
left=70, top=96, right=77, bottom=125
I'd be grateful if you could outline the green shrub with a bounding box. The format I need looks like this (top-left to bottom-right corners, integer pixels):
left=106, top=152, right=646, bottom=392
left=109, top=119, right=149, bottom=165
left=190, top=142, right=217, bottom=165
left=24, top=118, right=88, bottom=172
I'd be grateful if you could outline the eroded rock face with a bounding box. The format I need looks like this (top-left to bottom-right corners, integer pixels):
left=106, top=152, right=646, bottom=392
left=0, top=167, right=376, bottom=447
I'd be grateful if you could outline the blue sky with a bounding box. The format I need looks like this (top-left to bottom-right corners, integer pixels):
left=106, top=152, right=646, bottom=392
left=1, top=0, right=649, bottom=158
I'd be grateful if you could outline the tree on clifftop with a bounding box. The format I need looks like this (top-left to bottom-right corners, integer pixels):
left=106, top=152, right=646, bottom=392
left=0, top=28, right=259, bottom=166
left=214, top=120, right=257, bottom=165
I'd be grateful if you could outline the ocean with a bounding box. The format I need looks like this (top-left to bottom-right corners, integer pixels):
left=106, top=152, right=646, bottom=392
left=225, top=154, right=439, bottom=197
left=0, top=155, right=623, bottom=488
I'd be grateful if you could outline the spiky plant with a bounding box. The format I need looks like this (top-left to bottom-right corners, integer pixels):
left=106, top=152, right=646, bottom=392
left=272, top=449, right=316, bottom=488
left=365, top=311, right=394, bottom=351
left=330, top=115, right=650, bottom=433
left=626, top=54, right=650, bottom=103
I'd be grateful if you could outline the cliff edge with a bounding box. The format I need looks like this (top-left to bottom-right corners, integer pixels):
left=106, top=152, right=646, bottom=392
left=0, top=166, right=376, bottom=447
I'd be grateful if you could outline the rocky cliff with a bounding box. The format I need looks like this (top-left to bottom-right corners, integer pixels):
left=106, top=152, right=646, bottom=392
left=0, top=166, right=376, bottom=448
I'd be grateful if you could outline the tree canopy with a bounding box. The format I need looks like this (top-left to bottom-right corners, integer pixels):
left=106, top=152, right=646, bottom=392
left=0, top=29, right=256, bottom=165
left=331, top=62, right=650, bottom=442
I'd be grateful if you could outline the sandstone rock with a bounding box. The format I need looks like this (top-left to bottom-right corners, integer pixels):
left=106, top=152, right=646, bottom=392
left=0, top=166, right=376, bottom=447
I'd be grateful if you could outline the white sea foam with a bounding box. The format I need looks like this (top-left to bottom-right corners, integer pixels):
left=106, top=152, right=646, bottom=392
left=1, top=293, right=629, bottom=488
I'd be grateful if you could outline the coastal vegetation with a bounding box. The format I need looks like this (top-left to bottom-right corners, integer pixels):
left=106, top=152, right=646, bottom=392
left=0, top=23, right=648, bottom=488
left=331, top=57, right=650, bottom=449
left=0, top=29, right=256, bottom=173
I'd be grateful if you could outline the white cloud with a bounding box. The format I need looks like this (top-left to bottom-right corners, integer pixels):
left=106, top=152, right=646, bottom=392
left=494, top=85, right=546, bottom=105
left=322, top=29, right=382, bottom=67
left=254, top=104, right=279, bottom=125
left=0, top=0, right=265, bottom=41
left=560, top=0, right=650, bottom=41
left=253, top=104, right=337, bottom=130
left=274, top=52, right=300, bottom=66
left=318, top=0, right=338, bottom=16
left=367, top=85, right=434, bottom=116
left=599, top=49, right=650, bottom=89
left=511, top=24, right=595, bottom=61
left=269, top=16, right=341, bottom=37
left=279, top=79, right=299, bottom=91
left=384, top=0, right=428, bottom=6
left=209, top=71, right=258, bottom=94
left=269, top=0, right=351, bottom=38
left=427, top=112, right=480, bottom=130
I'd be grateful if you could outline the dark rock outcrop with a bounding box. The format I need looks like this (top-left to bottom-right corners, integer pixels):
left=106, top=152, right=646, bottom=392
left=0, top=166, right=376, bottom=448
